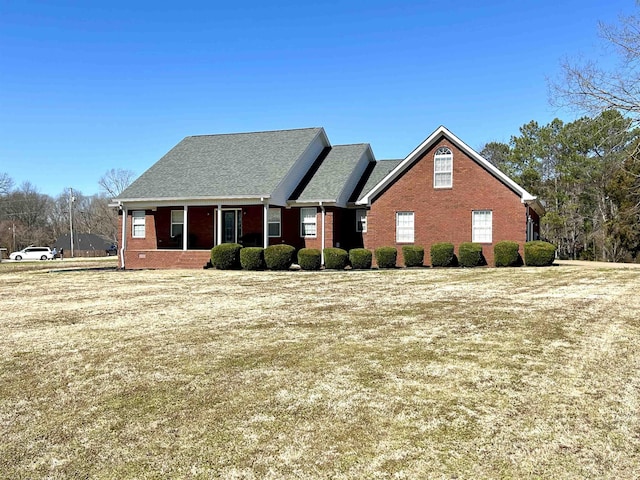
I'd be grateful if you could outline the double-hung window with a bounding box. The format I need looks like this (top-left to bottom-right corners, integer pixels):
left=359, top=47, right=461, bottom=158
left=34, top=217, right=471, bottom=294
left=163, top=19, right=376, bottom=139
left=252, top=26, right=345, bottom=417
left=396, top=211, right=414, bottom=243
left=434, top=147, right=453, bottom=188
left=268, top=208, right=281, bottom=237
left=171, top=209, right=184, bottom=238
left=472, top=210, right=493, bottom=243
left=300, top=207, right=317, bottom=237
left=132, top=211, right=146, bottom=238
left=356, top=209, right=367, bottom=233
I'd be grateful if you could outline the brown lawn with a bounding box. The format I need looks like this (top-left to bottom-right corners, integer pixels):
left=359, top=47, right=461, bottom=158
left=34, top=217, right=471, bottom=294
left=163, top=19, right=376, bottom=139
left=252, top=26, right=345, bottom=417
left=1, top=259, right=639, bottom=479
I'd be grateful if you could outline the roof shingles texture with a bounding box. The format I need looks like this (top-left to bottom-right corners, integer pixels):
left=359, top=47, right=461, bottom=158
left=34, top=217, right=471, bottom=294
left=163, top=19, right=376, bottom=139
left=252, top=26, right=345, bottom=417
left=118, top=128, right=323, bottom=199
left=296, top=144, right=370, bottom=202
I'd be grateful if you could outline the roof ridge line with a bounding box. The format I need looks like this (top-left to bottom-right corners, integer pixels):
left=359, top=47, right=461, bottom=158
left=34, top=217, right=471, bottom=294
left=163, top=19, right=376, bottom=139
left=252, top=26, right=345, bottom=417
left=187, top=127, right=323, bottom=138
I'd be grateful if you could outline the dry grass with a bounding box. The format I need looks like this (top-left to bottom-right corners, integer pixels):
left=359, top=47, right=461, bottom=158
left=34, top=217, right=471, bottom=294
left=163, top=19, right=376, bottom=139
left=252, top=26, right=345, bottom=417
left=1, top=261, right=639, bottom=479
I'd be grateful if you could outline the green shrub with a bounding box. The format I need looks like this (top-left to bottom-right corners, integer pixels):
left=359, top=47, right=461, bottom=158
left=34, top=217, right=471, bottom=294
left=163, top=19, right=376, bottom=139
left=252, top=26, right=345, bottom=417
left=402, top=245, right=424, bottom=267
left=494, top=241, right=522, bottom=267
left=375, top=246, right=397, bottom=269
left=349, top=248, right=372, bottom=269
left=210, top=243, right=242, bottom=269
left=458, top=242, right=486, bottom=268
left=297, top=248, right=321, bottom=271
left=324, top=247, right=349, bottom=270
left=430, top=242, right=457, bottom=267
left=524, top=241, right=556, bottom=266
left=240, top=247, right=265, bottom=270
left=264, top=244, right=296, bottom=270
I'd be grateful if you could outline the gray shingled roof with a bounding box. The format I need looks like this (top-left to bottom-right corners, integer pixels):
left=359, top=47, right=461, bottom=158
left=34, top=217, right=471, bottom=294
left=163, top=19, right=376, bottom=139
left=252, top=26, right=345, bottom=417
left=295, top=144, right=370, bottom=203
left=356, top=159, right=402, bottom=202
left=117, top=128, right=323, bottom=199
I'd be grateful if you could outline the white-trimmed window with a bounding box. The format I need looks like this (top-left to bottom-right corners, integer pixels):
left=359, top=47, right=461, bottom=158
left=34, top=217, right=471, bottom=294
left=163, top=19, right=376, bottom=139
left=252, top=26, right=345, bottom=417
left=300, top=207, right=317, bottom=237
left=171, top=209, right=184, bottom=238
left=132, top=210, right=146, bottom=238
left=396, top=211, right=414, bottom=243
left=356, top=209, right=367, bottom=233
left=268, top=208, right=281, bottom=237
left=472, top=210, right=493, bottom=243
left=434, top=147, right=453, bottom=188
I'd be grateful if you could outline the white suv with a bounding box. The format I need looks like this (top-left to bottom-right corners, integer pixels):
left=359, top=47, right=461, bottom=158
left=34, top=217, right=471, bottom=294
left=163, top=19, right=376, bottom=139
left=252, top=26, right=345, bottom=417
left=9, top=247, right=54, bottom=261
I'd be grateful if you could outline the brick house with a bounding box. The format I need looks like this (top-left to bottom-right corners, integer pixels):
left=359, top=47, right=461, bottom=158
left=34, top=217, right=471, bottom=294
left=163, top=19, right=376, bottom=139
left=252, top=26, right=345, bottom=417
left=113, top=126, right=543, bottom=269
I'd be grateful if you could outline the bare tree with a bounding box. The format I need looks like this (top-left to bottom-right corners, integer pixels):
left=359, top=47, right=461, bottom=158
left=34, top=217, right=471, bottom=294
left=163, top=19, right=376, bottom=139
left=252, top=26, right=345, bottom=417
left=553, top=9, right=640, bottom=121
left=0, top=173, right=13, bottom=197
left=98, top=168, right=136, bottom=198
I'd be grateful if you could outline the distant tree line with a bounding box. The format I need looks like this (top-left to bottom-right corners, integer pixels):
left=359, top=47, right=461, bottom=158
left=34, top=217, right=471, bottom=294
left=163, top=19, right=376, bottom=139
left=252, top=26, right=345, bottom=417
left=481, top=110, right=640, bottom=261
left=0, top=169, right=134, bottom=253
left=478, top=6, right=640, bottom=262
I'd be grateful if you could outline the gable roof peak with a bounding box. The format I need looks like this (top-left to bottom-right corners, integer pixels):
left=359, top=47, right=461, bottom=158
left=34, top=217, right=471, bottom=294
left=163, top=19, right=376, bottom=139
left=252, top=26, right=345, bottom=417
left=356, top=125, right=539, bottom=207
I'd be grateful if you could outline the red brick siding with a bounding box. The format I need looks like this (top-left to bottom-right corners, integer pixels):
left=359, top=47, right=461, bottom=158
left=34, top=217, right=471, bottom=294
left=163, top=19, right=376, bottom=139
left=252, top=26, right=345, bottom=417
left=125, top=250, right=211, bottom=270
left=363, top=138, right=528, bottom=266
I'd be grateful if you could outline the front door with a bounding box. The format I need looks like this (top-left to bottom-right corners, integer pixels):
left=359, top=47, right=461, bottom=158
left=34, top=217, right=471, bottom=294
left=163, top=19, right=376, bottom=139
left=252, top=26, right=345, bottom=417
left=222, top=210, right=242, bottom=243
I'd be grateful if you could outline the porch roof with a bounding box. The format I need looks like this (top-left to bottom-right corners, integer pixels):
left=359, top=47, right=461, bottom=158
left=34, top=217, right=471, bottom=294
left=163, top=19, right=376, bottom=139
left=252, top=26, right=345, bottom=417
left=117, top=128, right=325, bottom=201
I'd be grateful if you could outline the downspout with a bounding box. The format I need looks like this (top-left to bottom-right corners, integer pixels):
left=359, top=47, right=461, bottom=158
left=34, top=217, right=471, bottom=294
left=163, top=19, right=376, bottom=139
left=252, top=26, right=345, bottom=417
left=217, top=204, right=222, bottom=246
left=262, top=200, right=269, bottom=249
left=183, top=205, right=188, bottom=250
left=320, top=202, right=325, bottom=266
left=120, top=205, right=127, bottom=269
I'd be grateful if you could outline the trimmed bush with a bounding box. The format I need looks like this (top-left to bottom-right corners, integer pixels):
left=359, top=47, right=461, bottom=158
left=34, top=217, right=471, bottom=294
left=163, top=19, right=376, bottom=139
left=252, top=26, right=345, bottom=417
left=494, top=241, right=522, bottom=267
left=375, top=246, right=397, bottom=269
left=402, top=245, right=424, bottom=267
left=264, top=244, right=296, bottom=270
left=240, top=247, right=265, bottom=270
left=458, top=242, right=486, bottom=268
left=524, top=241, right=556, bottom=266
left=210, top=243, right=242, bottom=269
left=324, top=247, right=349, bottom=270
left=297, top=248, right=321, bottom=271
left=430, top=242, right=457, bottom=267
left=349, top=248, right=372, bottom=270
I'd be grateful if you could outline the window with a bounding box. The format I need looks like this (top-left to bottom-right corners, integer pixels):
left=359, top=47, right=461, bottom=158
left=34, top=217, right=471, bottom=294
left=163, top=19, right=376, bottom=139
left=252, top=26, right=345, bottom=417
left=472, top=210, right=492, bottom=243
left=300, top=207, right=317, bottom=237
left=171, top=209, right=184, bottom=238
left=268, top=208, right=281, bottom=237
left=434, top=147, right=453, bottom=188
left=132, top=211, right=146, bottom=238
left=356, top=209, right=367, bottom=233
left=396, top=211, right=414, bottom=243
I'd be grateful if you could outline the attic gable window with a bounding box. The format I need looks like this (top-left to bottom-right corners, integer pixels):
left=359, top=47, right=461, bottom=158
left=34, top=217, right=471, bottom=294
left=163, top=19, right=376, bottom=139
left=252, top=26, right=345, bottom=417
left=434, top=147, right=453, bottom=188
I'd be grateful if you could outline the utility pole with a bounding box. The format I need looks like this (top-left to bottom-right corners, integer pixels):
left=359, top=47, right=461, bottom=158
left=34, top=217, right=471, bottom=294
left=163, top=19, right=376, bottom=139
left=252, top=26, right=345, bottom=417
left=69, top=188, right=75, bottom=258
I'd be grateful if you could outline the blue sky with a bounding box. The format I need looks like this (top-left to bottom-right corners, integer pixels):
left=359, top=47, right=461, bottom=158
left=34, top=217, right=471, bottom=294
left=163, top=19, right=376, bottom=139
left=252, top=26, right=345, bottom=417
left=0, top=0, right=635, bottom=197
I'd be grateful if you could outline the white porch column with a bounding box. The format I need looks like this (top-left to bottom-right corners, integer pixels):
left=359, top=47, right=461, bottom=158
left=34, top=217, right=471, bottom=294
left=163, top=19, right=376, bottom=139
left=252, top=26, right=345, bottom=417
left=320, top=203, right=326, bottom=265
left=217, top=204, right=223, bottom=245
left=120, top=206, right=127, bottom=269
left=263, top=203, right=269, bottom=249
left=183, top=205, right=188, bottom=250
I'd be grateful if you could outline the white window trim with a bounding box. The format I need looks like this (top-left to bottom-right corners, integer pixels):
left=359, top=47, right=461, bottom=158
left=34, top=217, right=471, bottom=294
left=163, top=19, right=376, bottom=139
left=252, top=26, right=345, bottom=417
left=434, top=147, right=453, bottom=189
left=472, top=210, right=493, bottom=243
left=268, top=208, right=281, bottom=238
left=132, top=210, right=146, bottom=238
left=300, top=207, right=317, bottom=238
left=396, top=211, right=414, bottom=243
left=356, top=209, right=367, bottom=233
left=171, top=209, right=184, bottom=238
